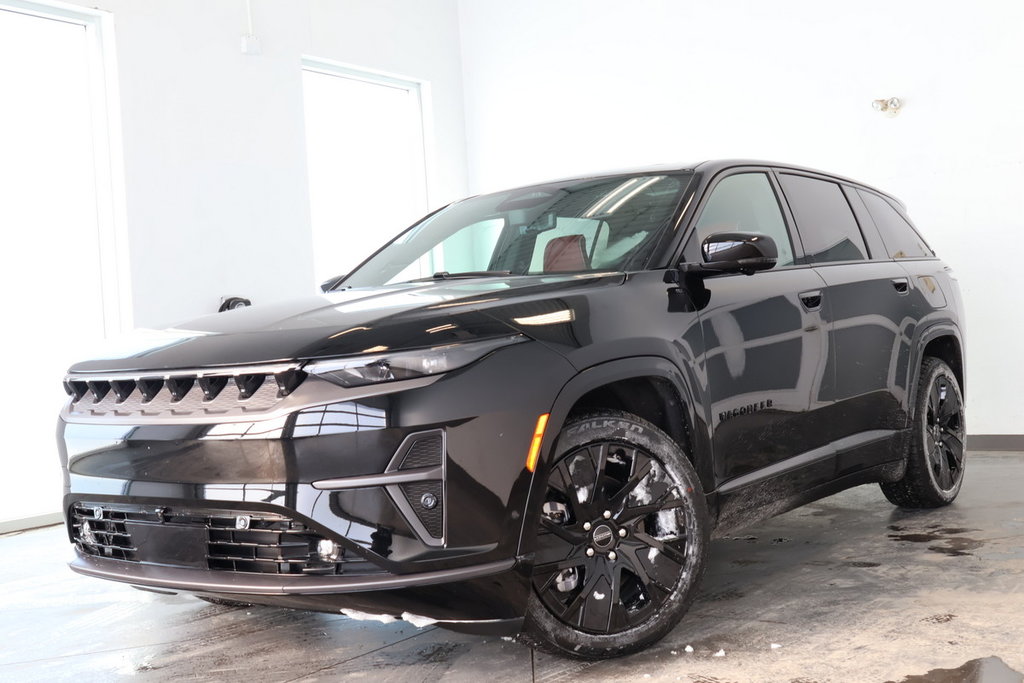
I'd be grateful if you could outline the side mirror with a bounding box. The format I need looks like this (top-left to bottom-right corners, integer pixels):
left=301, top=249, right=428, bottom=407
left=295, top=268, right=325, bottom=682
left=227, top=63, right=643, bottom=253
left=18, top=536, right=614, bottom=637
left=663, top=232, right=777, bottom=286
left=218, top=296, right=251, bottom=312
left=320, top=276, right=341, bottom=293
left=699, top=232, right=777, bottom=275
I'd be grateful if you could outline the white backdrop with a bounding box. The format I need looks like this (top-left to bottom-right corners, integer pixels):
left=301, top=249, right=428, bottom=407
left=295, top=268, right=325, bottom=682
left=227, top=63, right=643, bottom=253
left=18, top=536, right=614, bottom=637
left=458, top=0, right=1024, bottom=435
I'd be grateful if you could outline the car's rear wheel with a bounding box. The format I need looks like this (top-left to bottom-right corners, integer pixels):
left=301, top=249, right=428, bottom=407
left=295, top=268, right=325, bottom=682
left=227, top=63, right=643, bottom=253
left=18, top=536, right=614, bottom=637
left=519, top=409, right=709, bottom=659
left=881, top=357, right=966, bottom=508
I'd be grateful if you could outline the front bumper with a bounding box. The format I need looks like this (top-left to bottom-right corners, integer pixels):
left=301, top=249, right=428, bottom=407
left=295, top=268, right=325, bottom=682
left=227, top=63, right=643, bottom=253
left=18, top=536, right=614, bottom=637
left=70, top=552, right=515, bottom=596
left=70, top=551, right=526, bottom=632
left=57, top=340, right=576, bottom=627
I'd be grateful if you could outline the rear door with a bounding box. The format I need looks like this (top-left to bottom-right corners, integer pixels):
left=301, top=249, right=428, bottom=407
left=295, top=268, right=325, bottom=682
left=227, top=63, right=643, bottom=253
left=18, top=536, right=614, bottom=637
left=776, top=171, right=916, bottom=475
left=682, top=169, right=834, bottom=499
left=854, top=186, right=952, bottom=413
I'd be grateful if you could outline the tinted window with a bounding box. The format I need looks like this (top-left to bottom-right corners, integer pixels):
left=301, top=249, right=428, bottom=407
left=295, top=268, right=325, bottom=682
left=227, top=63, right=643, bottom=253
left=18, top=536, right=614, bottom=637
left=858, top=190, right=933, bottom=259
left=779, top=174, right=867, bottom=264
left=688, top=173, right=794, bottom=266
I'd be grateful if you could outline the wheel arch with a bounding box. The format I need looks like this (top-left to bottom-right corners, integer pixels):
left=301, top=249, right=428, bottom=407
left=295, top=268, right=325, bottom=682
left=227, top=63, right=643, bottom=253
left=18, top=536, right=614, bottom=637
left=568, top=377, right=689, bottom=454
left=910, top=323, right=966, bottom=411
left=922, top=334, right=965, bottom=395
left=531, top=356, right=711, bottom=509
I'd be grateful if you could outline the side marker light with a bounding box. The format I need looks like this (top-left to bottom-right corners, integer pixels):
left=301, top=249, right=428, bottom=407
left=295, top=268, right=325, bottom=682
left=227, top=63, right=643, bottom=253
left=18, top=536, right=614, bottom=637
left=526, top=413, right=550, bottom=472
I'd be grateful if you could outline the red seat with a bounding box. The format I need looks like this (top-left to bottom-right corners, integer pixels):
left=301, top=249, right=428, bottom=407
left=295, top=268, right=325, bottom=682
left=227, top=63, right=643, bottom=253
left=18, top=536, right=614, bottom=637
left=543, top=235, right=588, bottom=272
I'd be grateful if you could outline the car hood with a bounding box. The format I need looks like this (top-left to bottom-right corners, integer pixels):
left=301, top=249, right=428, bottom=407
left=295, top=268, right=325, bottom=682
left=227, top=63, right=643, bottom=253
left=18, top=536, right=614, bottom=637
left=68, top=273, right=625, bottom=373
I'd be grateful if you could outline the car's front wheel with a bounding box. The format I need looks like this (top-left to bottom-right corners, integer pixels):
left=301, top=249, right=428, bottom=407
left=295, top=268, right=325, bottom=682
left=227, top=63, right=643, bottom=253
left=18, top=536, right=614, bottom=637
left=881, top=357, right=966, bottom=508
left=519, top=410, right=709, bottom=659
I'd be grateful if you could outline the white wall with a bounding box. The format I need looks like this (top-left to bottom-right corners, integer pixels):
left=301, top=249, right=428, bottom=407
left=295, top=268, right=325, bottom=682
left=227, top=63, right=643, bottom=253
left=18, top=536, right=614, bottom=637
left=458, top=0, right=1024, bottom=435
left=64, top=0, right=468, bottom=329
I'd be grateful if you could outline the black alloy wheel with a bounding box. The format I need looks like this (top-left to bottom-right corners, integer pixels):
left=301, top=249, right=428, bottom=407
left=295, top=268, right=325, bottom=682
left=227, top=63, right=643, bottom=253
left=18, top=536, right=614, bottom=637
left=882, top=357, right=966, bottom=508
left=925, top=370, right=965, bottom=491
left=520, top=410, right=708, bottom=659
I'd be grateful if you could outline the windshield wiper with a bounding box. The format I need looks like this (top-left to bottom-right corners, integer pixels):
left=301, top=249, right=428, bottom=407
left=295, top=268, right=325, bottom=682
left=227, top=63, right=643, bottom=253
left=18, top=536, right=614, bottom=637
left=405, top=270, right=513, bottom=282
left=433, top=270, right=512, bottom=279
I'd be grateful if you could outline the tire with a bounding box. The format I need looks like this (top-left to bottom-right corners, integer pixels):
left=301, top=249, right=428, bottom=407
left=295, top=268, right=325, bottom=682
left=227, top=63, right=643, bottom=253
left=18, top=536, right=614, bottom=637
left=195, top=595, right=253, bottom=608
left=519, top=409, right=710, bottom=659
left=880, top=357, right=966, bottom=508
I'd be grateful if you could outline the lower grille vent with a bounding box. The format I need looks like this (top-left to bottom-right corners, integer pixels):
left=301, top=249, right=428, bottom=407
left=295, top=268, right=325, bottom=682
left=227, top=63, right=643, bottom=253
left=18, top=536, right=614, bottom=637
left=387, top=430, right=445, bottom=543
left=70, top=505, right=136, bottom=561
left=70, top=503, right=382, bottom=576
left=398, top=432, right=444, bottom=470
left=398, top=481, right=444, bottom=539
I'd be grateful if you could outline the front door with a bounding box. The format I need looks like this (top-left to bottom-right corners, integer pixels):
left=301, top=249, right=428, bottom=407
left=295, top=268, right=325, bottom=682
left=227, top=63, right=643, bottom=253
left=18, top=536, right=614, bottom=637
left=682, top=171, right=834, bottom=500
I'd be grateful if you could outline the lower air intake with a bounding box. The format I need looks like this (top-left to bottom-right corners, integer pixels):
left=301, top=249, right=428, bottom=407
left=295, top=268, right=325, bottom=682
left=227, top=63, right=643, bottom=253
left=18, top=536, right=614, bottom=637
left=397, top=431, right=444, bottom=470
left=399, top=481, right=444, bottom=539
left=70, top=503, right=383, bottom=576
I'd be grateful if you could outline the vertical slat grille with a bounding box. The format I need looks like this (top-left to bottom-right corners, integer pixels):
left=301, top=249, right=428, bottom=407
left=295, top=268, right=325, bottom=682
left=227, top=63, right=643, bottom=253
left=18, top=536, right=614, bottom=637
left=63, top=367, right=307, bottom=418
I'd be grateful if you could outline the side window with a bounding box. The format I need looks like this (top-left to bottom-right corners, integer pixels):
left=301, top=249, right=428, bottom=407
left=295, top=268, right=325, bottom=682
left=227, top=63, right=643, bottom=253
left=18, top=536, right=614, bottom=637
left=779, top=174, right=867, bottom=264
left=858, top=190, right=933, bottom=259
left=687, top=173, right=794, bottom=267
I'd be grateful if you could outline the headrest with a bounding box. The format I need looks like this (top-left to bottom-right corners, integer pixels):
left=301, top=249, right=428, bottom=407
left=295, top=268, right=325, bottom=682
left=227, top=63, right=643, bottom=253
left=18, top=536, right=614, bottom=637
left=543, top=235, right=588, bottom=272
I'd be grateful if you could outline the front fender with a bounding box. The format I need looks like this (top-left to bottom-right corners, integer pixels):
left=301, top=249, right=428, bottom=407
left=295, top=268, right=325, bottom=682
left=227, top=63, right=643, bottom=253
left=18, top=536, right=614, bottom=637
left=515, top=356, right=710, bottom=556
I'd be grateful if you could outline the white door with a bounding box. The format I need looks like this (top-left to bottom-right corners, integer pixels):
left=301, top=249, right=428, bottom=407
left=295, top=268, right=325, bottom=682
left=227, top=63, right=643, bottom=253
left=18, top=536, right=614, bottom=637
left=302, top=63, right=430, bottom=285
left=0, top=7, right=120, bottom=525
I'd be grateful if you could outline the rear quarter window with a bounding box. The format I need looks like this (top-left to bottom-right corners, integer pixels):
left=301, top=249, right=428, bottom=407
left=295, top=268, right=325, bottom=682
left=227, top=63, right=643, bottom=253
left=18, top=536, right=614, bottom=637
left=858, top=189, right=934, bottom=259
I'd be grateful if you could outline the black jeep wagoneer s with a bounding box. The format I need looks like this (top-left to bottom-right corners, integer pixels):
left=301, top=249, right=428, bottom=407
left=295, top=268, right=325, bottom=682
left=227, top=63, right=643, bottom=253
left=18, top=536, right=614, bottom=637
left=58, top=160, right=965, bottom=658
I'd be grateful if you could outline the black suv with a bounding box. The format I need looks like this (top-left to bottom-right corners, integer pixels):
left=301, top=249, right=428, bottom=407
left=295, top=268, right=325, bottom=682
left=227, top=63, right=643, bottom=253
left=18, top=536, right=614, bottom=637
left=58, top=160, right=965, bottom=658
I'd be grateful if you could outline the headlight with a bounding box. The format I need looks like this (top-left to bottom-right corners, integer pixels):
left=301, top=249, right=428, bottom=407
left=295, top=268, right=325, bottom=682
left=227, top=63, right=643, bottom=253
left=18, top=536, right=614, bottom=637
left=306, top=334, right=527, bottom=388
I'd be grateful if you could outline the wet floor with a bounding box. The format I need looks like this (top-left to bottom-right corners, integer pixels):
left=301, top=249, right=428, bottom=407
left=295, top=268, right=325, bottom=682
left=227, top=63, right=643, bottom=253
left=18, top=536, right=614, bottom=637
left=2, top=452, right=1023, bottom=682
left=892, top=656, right=1023, bottom=683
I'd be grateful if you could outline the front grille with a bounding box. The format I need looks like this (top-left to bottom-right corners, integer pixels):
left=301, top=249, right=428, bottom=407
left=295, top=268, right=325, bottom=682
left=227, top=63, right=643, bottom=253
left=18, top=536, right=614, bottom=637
left=63, top=366, right=306, bottom=420
left=71, top=503, right=382, bottom=576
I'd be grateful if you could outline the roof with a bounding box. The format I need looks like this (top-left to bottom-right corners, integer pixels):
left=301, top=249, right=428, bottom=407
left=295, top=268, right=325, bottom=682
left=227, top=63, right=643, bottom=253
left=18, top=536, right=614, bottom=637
left=521, top=159, right=904, bottom=208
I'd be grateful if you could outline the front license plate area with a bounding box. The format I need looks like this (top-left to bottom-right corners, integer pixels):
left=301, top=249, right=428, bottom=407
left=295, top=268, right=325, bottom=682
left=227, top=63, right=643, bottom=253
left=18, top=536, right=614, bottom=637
left=127, top=523, right=208, bottom=568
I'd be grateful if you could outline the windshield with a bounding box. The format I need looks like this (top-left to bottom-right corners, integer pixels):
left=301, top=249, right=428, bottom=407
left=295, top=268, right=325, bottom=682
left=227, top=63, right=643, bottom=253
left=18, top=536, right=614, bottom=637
left=339, top=172, right=692, bottom=288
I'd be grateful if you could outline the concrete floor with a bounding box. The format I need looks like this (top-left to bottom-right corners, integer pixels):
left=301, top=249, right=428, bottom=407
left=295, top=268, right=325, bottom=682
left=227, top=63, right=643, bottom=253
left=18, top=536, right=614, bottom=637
left=2, top=453, right=1023, bottom=683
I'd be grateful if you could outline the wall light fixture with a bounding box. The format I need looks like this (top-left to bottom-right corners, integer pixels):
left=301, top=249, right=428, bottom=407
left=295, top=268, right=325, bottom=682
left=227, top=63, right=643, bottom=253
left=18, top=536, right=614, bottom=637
left=872, top=97, right=903, bottom=116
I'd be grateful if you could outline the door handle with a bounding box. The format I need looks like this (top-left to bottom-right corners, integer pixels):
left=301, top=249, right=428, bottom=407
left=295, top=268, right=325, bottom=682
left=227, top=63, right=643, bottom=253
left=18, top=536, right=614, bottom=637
left=891, top=278, right=910, bottom=295
left=799, top=290, right=822, bottom=311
